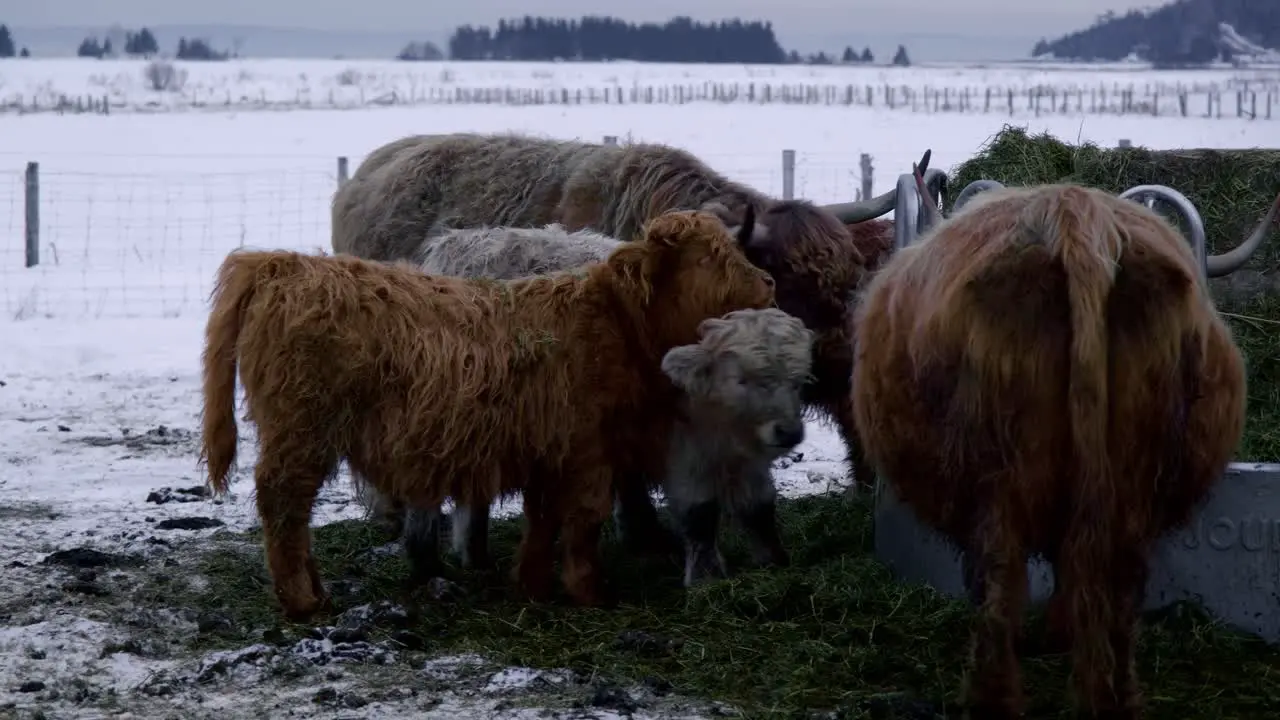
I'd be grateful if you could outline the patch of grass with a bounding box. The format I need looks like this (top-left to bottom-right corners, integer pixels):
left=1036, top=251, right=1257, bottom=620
left=946, top=126, right=1280, bottom=462
left=163, top=494, right=1280, bottom=719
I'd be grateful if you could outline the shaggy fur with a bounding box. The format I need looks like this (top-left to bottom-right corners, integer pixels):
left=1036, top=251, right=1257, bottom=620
left=417, top=223, right=621, bottom=278
left=851, top=180, right=1246, bottom=718
left=660, top=308, right=814, bottom=587
left=199, top=210, right=776, bottom=621
left=357, top=217, right=889, bottom=572
left=333, top=133, right=904, bottom=529
left=352, top=222, right=625, bottom=564
left=845, top=218, right=895, bottom=273
left=359, top=222, right=896, bottom=559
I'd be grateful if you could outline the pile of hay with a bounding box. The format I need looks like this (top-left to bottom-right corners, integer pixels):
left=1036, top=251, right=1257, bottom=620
left=175, top=497, right=1280, bottom=718
left=947, top=126, right=1280, bottom=462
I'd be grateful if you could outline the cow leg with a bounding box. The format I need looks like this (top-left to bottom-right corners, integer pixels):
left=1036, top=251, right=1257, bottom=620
left=612, top=472, right=681, bottom=555
left=834, top=397, right=877, bottom=492
left=666, top=471, right=728, bottom=586
left=677, top=499, right=727, bottom=587
left=731, top=466, right=789, bottom=569
left=1060, top=533, right=1147, bottom=720
left=558, top=458, right=615, bottom=607
left=1040, top=551, right=1071, bottom=656
left=402, top=505, right=448, bottom=588
left=255, top=435, right=336, bottom=622
left=1104, top=545, right=1148, bottom=720
left=513, top=475, right=559, bottom=603
left=451, top=501, right=493, bottom=571
left=964, top=515, right=1029, bottom=720
left=1095, top=546, right=1147, bottom=720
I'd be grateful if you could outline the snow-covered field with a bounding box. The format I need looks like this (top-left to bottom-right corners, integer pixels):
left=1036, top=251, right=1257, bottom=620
left=2, top=58, right=1280, bottom=116
left=0, top=62, right=1275, bottom=717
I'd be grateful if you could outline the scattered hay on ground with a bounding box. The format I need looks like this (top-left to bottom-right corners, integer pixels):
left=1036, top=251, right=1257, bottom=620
left=947, top=125, right=1280, bottom=462
left=161, top=494, right=1280, bottom=719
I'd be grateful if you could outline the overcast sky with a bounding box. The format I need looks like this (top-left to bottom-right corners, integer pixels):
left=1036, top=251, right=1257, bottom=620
left=8, top=1, right=1158, bottom=39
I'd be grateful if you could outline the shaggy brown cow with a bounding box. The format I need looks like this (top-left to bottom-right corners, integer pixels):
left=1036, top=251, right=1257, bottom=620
left=332, top=135, right=937, bottom=521
left=199, top=210, right=776, bottom=621
left=851, top=174, right=1246, bottom=717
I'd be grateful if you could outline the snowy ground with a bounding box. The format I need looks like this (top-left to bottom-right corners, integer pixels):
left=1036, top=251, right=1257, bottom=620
left=1, top=57, right=1279, bottom=115
left=0, top=316, right=847, bottom=719
left=0, top=96, right=1271, bottom=717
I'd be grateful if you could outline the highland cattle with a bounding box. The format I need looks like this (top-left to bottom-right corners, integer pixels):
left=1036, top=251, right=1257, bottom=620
left=660, top=307, right=814, bottom=586
left=199, top=210, right=776, bottom=621
left=851, top=171, right=1247, bottom=718
left=350, top=222, right=624, bottom=570
left=332, top=133, right=936, bottom=544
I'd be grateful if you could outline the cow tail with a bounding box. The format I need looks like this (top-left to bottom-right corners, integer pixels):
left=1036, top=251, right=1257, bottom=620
left=1056, top=211, right=1123, bottom=701
left=199, top=251, right=270, bottom=496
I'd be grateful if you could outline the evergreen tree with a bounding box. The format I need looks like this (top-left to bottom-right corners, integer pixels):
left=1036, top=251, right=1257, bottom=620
left=77, top=36, right=106, bottom=58
left=892, top=44, right=911, bottom=66
left=0, top=24, right=15, bottom=58
left=841, top=46, right=856, bottom=63
left=176, top=37, right=227, bottom=61
left=126, top=28, right=160, bottom=57
left=860, top=46, right=874, bottom=63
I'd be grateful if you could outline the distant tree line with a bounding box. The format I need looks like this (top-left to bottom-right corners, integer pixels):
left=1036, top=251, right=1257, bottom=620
left=73, top=27, right=231, bottom=61
left=448, top=16, right=780, bottom=64
left=802, top=44, right=911, bottom=66
left=0, top=23, right=30, bottom=57
left=441, top=15, right=914, bottom=65
left=1032, top=0, right=1280, bottom=66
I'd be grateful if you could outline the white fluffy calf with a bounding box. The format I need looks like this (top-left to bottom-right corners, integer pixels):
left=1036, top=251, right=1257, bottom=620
left=660, top=307, right=814, bottom=586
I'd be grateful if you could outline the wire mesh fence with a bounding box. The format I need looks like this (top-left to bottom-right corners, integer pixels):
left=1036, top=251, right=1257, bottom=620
left=3, top=145, right=889, bottom=319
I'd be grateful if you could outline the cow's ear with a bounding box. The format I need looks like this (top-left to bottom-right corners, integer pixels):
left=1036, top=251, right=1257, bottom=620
left=662, top=344, right=710, bottom=394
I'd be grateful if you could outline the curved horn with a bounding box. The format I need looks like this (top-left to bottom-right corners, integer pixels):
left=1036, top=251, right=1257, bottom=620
left=917, top=148, right=932, bottom=174
left=1205, top=191, right=1280, bottom=278
left=893, top=171, right=922, bottom=250
left=914, top=163, right=944, bottom=235
left=824, top=188, right=898, bottom=225
left=954, top=180, right=1006, bottom=213
left=825, top=148, right=938, bottom=225
left=1120, top=185, right=1208, bottom=280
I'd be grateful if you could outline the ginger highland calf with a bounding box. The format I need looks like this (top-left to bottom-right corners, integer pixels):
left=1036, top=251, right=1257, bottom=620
left=199, top=210, right=776, bottom=620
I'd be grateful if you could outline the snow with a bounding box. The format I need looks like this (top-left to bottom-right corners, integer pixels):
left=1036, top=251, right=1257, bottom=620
left=0, top=58, right=1274, bottom=718
left=2, top=57, right=1279, bottom=115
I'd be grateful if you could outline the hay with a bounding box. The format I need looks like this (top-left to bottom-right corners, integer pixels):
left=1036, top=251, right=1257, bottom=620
left=947, top=126, right=1280, bottom=461
left=946, top=126, right=1280, bottom=270
left=167, top=495, right=1280, bottom=719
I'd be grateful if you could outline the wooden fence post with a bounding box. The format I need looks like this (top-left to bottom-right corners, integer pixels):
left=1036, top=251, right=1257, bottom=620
left=337, top=157, right=349, bottom=187
left=859, top=153, right=874, bottom=202
left=25, top=162, right=39, bottom=268
left=781, top=149, right=795, bottom=200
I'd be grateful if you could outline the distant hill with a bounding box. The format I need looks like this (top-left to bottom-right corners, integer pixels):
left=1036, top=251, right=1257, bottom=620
left=1031, top=0, right=1280, bottom=66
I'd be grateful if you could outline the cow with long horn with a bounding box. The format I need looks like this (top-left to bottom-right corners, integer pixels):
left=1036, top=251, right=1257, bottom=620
left=933, top=178, right=1279, bottom=279
left=856, top=164, right=1249, bottom=717
left=332, top=133, right=929, bottom=551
